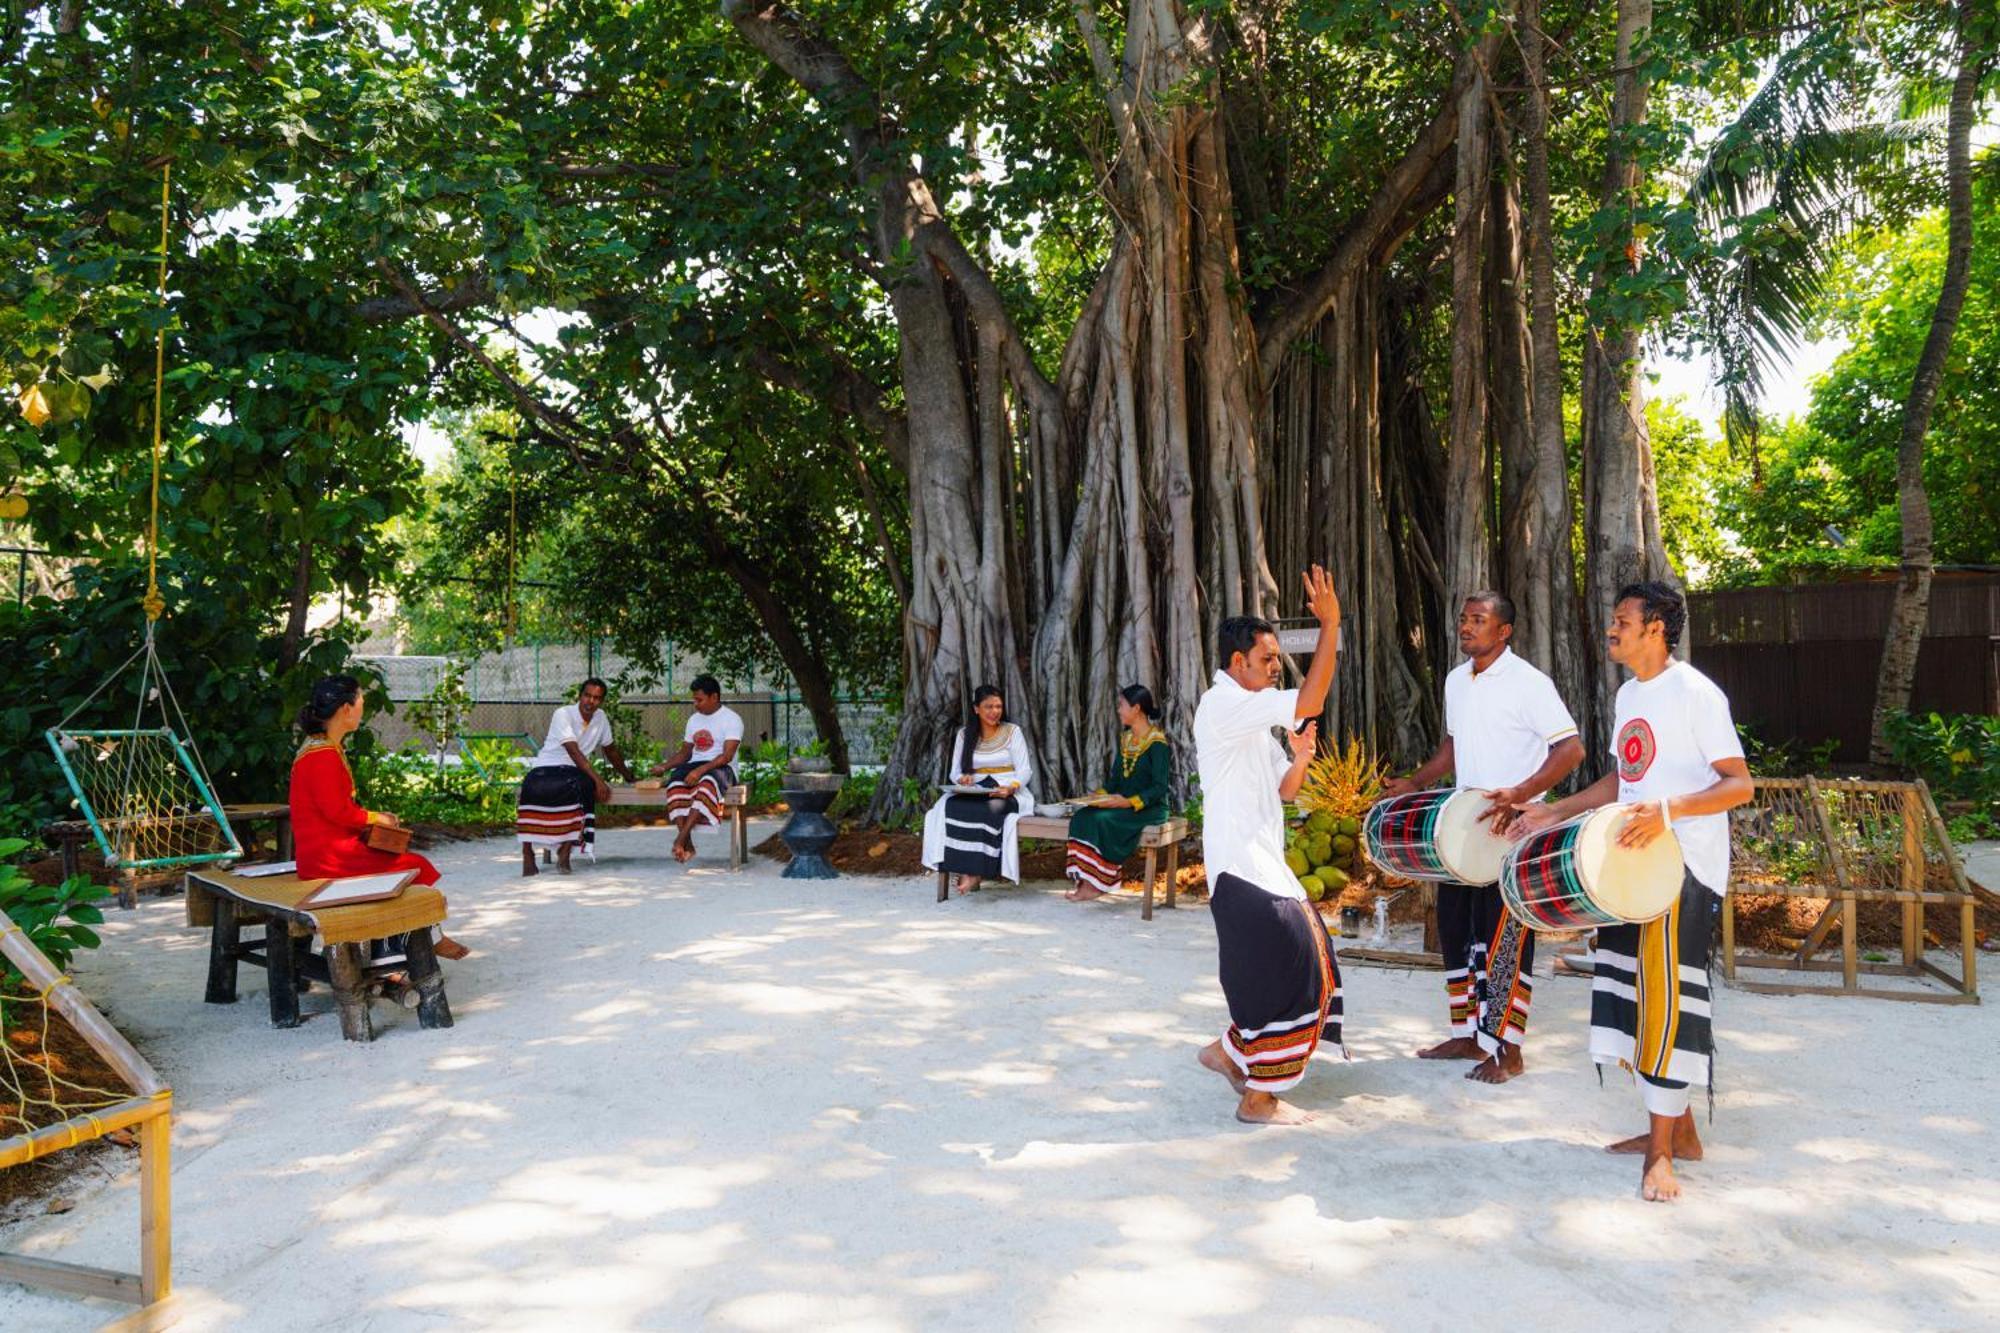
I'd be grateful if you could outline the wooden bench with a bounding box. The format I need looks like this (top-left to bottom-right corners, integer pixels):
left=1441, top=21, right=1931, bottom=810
left=186, top=865, right=454, bottom=1042
left=936, top=814, right=1190, bottom=919
left=42, top=802, right=290, bottom=908
left=603, top=783, right=752, bottom=868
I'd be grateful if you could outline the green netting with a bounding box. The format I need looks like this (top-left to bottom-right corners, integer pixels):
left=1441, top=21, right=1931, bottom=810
left=45, top=727, right=241, bottom=872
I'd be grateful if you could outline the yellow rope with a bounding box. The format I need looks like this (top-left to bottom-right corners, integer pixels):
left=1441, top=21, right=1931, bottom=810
left=142, top=162, right=170, bottom=623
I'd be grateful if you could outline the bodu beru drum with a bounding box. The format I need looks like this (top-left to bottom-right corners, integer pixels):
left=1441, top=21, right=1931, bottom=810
left=1361, top=788, right=1515, bottom=886
left=1499, top=804, right=1685, bottom=931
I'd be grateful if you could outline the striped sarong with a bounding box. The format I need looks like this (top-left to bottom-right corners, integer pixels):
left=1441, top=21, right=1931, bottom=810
left=1589, top=870, right=1716, bottom=1117
left=664, top=762, right=735, bottom=828
left=939, top=793, right=1010, bottom=878
left=1213, top=872, right=1344, bottom=1093
left=1438, top=881, right=1535, bottom=1050
left=1065, top=836, right=1121, bottom=895
left=517, top=765, right=595, bottom=848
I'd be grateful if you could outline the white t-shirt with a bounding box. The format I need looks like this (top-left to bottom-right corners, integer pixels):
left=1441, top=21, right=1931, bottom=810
left=1611, top=661, right=1745, bottom=894
left=533, top=704, right=613, bottom=769
left=1444, top=647, right=1579, bottom=791
left=1193, top=672, right=1303, bottom=900
left=684, top=706, right=745, bottom=766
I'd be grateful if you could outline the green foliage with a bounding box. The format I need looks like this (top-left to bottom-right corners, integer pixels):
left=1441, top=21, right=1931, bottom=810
left=598, top=698, right=661, bottom=773
left=349, top=748, right=516, bottom=828
left=0, top=559, right=374, bottom=841
left=405, top=660, right=473, bottom=767
left=1735, top=722, right=1840, bottom=779
left=827, top=770, right=879, bottom=825
left=0, top=840, right=110, bottom=982
left=1884, top=712, right=2000, bottom=807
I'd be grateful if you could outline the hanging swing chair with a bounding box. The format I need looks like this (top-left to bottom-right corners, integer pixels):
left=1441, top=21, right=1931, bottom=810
left=43, top=164, right=241, bottom=886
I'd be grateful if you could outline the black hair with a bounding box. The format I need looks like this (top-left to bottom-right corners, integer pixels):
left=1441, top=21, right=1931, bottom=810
left=579, top=677, right=608, bottom=697
left=1119, top=683, right=1161, bottom=722
left=690, top=673, right=721, bottom=698
left=1217, top=616, right=1277, bottom=668
left=295, top=675, right=361, bottom=736
left=1465, top=590, right=1517, bottom=628
left=1616, top=579, right=1686, bottom=651
left=958, top=684, right=1006, bottom=777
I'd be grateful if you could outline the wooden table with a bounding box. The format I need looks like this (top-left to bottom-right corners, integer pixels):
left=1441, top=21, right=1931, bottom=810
left=222, top=801, right=293, bottom=860
left=186, top=866, right=454, bottom=1042
left=603, top=784, right=752, bottom=868
left=937, top=813, right=1191, bottom=919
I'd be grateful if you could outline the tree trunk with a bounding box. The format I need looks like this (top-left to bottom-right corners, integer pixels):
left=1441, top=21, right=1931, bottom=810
left=1444, top=58, right=1493, bottom=607
left=1508, top=0, right=1588, bottom=746
left=1869, top=2, right=1990, bottom=764
left=1579, top=0, right=1672, bottom=756
left=277, top=539, right=315, bottom=673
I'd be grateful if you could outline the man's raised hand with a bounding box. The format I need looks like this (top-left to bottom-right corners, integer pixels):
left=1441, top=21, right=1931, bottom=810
left=1302, top=564, right=1341, bottom=627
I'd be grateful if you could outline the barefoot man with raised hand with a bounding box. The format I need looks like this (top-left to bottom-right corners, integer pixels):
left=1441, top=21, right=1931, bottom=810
left=1193, top=566, right=1346, bottom=1126
left=1509, top=581, right=1752, bottom=1201
left=1382, top=592, right=1584, bottom=1084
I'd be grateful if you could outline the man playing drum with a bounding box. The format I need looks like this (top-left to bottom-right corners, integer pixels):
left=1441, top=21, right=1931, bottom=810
left=1192, top=566, right=1345, bottom=1125
left=1510, top=581, right=1752, bottom=1202
left=1383, top=592, right=1583, bottom=1084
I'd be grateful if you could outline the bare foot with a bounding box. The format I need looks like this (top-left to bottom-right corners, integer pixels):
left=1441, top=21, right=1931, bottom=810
left=1417, top=1036, right=1484, bottom=1061
left=955, top=875, right=983, bottom=895
left=1607, top=1115, right=1703, bottom=1161
left=673, top=840, right=694, bottom=863
left=1197, top=1040, right=1248, bottom=1094
left=1466, top=1044, right=1524, bottom=1084
left=521, top=847, right=539, bottom=878
left=1641, top=1151, right=1682, bottom=1202
left=1068, top=884, right=1108, bottom=902
left=557, top=844, right=573, bottom=873
left=434, top=935, right=470, bottom=961
left=1236, top=1090, right=1313, bottom=1125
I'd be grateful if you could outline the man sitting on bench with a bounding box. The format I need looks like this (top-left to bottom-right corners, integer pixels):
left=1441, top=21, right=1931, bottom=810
left=519, top=677, right=635, bottom=876
left=654, top=675, right=744, bottom=863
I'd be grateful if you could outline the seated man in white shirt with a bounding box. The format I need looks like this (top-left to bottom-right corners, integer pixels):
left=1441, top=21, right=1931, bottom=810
left=1511, top=581, right=1752, bottom=1202
left=653, top=674, right=745, bottom=863
left=1192, top=565, right=1345, bottom=1126
left=517, top=677, right=634, bottom=876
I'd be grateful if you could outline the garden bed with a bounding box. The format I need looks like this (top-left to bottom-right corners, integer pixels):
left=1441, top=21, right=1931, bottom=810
left=0, top=993, right=138, bottom=1225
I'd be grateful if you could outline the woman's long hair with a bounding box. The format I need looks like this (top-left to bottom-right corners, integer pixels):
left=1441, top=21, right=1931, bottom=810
left=956, top=684, right=1006, bottom=778
left=1119, top=683, right=1161, bottom=724
left=296, top=675, right=361, bottom=736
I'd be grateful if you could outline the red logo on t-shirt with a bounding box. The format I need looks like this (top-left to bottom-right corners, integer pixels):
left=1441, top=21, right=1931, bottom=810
left=1617, top=718, right=1657, bottom=782
left=693, top=730, right=715, bottom=752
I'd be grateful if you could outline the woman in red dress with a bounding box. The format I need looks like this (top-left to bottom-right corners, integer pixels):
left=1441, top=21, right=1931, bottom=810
left=291, top=675, right=469, bottom=960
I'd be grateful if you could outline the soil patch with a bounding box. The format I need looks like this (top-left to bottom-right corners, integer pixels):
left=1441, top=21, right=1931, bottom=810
left=0, top=991, right=140, bottom=1224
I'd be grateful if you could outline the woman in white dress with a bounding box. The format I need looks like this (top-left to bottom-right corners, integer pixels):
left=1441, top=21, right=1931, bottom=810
left=921, top=685, right=1037, bottom=895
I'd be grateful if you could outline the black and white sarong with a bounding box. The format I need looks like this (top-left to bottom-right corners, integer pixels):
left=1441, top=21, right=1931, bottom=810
left=1213, top=872, right=1345, bottom=1093
left=939, top=791, right=1012, bottom=879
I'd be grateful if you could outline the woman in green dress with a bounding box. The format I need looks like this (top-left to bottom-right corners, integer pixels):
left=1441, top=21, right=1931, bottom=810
left=1065, top=684, right=1172, bottom=902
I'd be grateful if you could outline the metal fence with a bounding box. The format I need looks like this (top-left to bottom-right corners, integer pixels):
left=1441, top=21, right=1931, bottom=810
left=1688, top=570, right=2000, bottom=762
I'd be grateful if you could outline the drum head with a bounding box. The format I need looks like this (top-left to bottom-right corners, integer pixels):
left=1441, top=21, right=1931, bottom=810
left=1432, top=789, right=1513, bottom=886
left=1573, top=805, right=1684, bottom=921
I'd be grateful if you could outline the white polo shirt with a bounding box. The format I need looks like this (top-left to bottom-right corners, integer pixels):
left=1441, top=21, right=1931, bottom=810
left=1612, top=661, right=1744, bottom=895
left=1444, top=647, right=1579, bottom=791
left=533, top=704, right=612, bottom=769
left=1193, top=672, right=1303, bottom=900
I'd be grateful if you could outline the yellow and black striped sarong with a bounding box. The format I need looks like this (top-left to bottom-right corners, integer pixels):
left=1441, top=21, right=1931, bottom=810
left=1588, top=870, right=1716, bottom=1117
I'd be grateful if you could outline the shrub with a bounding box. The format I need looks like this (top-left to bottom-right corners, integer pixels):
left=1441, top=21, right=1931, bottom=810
left=1736, top=723, right=1841, bottom=779
left=1885, top=711, right=2000, bottom=806
left=0, top=839, right=110, bottom=983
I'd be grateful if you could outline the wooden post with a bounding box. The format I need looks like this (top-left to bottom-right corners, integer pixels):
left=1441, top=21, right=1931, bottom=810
left=203, top=895, right=238, bottom=1005
left=1963, top=894, right=1978, bottom=999
left=1141, top=844, right=1158, bottom=921
left=1840, top=887, right=1859, bottom=992
left=138, top=1106, right=171, bottom=1304
left=936, top=869, right=949, bottom=903
left=1720, top=893, right=1736, bottom=980
left=328, top=944, right=373, bottom=1042
left=1901, top=787, right=1925, bottom=966
left=404, top=930, right=455, bottom=1030
left=1421, top=882, right=1439, bottom=955
left=265, top=922, right=300, bottom=1030
left=1164, top=839, right=1181, bottom=910
left=275, top=809, right=294, bottom=861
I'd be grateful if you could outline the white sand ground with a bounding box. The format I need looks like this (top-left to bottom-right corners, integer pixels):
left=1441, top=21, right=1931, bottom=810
left=3, top=821, right=1997, bottom=1332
